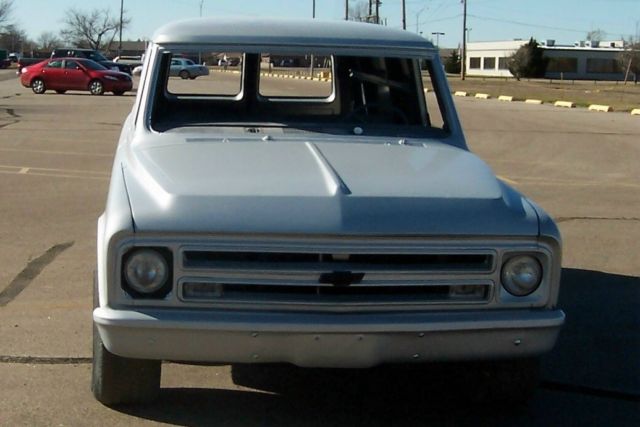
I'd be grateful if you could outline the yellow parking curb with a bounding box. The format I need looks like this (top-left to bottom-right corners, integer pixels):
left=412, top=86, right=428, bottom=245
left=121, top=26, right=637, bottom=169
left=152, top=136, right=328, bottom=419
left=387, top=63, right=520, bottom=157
left=498, top=95, right=513, bottom=102
left=525, top=99, right=543, bottom=105
left=588, top=104, right=612, bottom=112
left=454, top=91, right=467, bottom=97
left=554, top=100, right=575, bottom=108
left=475, top=93, right=490, bottom=99
left=631, top=108, right=640, bottom=116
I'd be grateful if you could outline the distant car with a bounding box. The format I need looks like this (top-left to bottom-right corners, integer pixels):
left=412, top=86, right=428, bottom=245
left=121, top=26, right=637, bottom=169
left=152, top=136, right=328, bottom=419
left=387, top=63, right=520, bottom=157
left=169, top=58, right=209, bottom=79
left=20, top=58, right=133, bottom=96
left=51, top=48, right=132, bottom=75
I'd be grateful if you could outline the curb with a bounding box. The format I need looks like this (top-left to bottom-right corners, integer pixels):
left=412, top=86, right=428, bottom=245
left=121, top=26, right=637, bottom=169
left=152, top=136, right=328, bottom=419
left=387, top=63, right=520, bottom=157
left=454, top=91, right=468, bottom=97
left=475, top=93, right=490, bottom=99
left=588, top=104, right=612, bottom=113
left=525, top=99, right=544, bottom=105
left=631, top=109, right=640, bottom=116
left=554, top=101, right=575, bottom=108
left=498, top=95, right=513, bottom=102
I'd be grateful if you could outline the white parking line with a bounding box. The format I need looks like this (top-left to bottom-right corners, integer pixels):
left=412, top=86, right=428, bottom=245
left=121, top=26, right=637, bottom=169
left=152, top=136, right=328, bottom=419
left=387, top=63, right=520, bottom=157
left=0, top=165, right=110, bottom=180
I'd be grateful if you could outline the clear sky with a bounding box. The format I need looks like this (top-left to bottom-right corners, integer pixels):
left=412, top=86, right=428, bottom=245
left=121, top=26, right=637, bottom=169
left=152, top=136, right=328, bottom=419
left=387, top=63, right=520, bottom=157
left=8, top=0, right=640, bottom=48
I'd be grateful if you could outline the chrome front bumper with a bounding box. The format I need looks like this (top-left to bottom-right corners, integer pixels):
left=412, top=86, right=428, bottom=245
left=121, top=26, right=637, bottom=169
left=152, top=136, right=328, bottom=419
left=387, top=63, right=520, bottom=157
left=94, top=307, right=565, bottom=368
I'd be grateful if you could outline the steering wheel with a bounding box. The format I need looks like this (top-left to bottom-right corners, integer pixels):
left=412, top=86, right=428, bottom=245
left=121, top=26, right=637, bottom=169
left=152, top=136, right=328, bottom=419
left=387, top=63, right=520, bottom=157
left=346, top=103, right=410, bottom=125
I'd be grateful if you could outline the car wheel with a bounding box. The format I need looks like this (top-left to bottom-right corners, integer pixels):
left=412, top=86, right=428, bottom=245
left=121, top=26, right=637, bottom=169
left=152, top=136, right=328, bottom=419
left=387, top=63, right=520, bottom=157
left=91, top=272, right=161, bottom=405
left=55, top=90, right=66, bottom=94
left=179, top=70, right=189, bottom=79
left=31, top=78, right=46, bottom=94
left=112, top=91, right=125, bottom=96
left=89, top=80, right=105, bottom=96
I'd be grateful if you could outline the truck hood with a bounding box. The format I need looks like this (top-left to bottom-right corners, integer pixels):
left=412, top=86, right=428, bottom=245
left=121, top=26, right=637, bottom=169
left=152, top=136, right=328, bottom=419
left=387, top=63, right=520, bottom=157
left=121, top=138, right=539, bottom=236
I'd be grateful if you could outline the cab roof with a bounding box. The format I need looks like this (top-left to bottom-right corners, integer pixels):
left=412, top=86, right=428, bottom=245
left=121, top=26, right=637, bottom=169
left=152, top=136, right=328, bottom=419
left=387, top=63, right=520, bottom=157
left=152, top=17, right=435, bottom=56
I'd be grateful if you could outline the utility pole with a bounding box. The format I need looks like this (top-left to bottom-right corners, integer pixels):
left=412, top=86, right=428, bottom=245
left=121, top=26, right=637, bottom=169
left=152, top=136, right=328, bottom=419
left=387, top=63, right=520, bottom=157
left=311, top=1, right=316, bottom=79
left=198, top=0, right=204, bottom=64
left=345, top=0, right=349, bottom=20
left=118, top=0, right=124, bottom=56
left=401, top=0, right=406, bottom=30
left=461, top=0, right=467, bottom=80
left=375, top=0, right=380, bottom=24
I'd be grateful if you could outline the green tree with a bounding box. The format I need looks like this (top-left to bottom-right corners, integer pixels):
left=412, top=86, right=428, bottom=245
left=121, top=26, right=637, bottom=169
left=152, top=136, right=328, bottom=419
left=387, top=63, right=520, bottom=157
left=444, top=49, right=461, bottom=74
left=507, top=38, right=548, bottom=80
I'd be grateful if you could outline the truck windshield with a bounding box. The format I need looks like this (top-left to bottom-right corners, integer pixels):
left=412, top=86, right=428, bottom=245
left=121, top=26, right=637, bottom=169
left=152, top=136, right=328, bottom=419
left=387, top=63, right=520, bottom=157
left=150, top=49, right=447, bottom=136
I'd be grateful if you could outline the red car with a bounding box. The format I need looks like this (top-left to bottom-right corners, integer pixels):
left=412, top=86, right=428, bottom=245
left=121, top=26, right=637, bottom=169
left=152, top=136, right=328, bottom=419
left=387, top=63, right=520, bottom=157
left=20, top=58, right=133, bottom=96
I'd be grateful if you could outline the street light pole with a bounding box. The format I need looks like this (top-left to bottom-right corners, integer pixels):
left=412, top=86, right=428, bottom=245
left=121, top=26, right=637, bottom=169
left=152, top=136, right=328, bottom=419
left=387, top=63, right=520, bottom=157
left=401, top=0, right=406, bottom=30
left=345, top=0, right=349, bottom=20
left=461, top=0, right=467, bottom=80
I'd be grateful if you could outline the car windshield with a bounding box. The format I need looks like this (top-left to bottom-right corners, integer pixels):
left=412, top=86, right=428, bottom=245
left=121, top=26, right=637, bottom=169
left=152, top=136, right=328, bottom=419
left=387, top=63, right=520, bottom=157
left=151, top=49, right=447, bottom=137
left=82, top=60, right=108, bottom=71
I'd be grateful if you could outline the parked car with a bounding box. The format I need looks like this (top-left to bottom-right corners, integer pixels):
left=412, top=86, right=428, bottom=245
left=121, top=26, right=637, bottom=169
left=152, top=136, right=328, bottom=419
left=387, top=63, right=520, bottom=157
left=169, top=57, right=209, bottom=79
left=93, top=17, right=564, bottom=405
left=20, top=58, right=132, bottom=95
left=51, top=48, right=132, bottom=75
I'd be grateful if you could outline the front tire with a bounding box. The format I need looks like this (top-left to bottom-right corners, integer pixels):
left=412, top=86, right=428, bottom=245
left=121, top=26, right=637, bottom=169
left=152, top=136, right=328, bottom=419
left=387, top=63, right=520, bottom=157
left=179, top=70, right=189, bottom=79
left=89, top=79, right=104, bottom=96
left=31, top=78, right=46, bottom=94
left=91, top=273, right=161, bottom=405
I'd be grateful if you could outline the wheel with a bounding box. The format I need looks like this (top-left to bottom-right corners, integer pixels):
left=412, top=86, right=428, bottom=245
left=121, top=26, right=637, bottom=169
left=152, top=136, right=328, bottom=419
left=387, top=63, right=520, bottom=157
left=91, top=272, right=161, bottom=405
left=31, top=78, right=46, bottom=94
left=112, top=90, right=125, bottom=96
left=55, top=90, right=66, bottom=94
left=179, top=70, right=189, bottom=79
left=89, top=79, right=104, bottom=95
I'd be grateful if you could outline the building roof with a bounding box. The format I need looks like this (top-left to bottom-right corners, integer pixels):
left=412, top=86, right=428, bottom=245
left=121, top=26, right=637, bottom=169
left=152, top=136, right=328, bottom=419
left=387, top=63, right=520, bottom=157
left=152, top=17, right=435, bottom=56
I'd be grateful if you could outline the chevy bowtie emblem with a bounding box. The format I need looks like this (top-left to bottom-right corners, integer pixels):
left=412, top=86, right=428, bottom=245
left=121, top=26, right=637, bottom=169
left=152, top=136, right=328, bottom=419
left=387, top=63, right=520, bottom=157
left=319, top=271, right=365, bottom=287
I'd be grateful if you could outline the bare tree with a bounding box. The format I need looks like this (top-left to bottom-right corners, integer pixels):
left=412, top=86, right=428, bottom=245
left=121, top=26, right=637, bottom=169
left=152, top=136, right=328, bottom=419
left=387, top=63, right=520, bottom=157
left=586, top=29, right=607, bottom=42
left=349, top=1, right=371, bottom=22
left=619, top=41, right=639, bottom=84
left=60, top=7, right=130, bottom=51
left=0, top=0, right=14, bottom=29
left=38, top=31, right=61, bottom=52
left=0, top=24, right=32, bottom=53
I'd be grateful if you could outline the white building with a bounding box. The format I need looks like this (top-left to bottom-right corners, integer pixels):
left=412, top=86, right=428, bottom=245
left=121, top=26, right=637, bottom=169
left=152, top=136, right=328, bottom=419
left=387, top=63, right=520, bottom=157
left=465, top=39, right=630, bottom=80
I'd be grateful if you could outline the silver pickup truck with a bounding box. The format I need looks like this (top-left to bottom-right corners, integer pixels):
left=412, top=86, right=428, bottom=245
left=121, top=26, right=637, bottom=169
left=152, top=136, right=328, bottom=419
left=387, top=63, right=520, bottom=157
left=92, top=17, right=564, bottom=405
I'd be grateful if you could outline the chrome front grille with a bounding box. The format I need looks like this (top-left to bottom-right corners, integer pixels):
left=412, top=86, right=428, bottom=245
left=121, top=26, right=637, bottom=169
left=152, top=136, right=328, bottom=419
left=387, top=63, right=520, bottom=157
left=177, top=248, right=495, bottom=306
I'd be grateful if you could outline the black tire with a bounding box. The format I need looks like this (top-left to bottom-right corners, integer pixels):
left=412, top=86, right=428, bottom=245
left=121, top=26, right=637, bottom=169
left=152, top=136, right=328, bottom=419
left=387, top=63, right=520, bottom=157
left=55, top=90, right=66, bottom=94
left=112, top=90, right=125, bottom=96
left=31, top=78, right=46, bottom=94
left=179, top=70, right=189, bottom=79
left=89, top=79, right=104, bottom=96
left=91, top=272, right=161, bottom=405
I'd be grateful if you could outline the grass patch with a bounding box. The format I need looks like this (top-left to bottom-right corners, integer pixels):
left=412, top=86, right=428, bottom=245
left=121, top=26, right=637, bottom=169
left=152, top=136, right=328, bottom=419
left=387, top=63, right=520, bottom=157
left=427, top=76, right=640, bottom=112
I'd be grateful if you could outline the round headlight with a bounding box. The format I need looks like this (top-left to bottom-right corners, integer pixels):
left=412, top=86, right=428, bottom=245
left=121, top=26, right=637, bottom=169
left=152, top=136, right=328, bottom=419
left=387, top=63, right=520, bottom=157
left=501, top=255, right=542, bottom=296
left=124, top=249, right=169, bottom=294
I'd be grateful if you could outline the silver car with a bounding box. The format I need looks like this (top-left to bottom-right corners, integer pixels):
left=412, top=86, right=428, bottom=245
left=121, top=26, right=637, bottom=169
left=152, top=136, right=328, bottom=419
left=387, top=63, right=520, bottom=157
left=93, top=17, right=564, bottom=405
left=169, top=57, right=209, bottom=79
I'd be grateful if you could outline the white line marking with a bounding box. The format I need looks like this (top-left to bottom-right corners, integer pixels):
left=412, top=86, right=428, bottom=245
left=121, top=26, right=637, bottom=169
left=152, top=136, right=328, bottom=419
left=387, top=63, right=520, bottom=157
left=18, top=168, right=29, bottom=174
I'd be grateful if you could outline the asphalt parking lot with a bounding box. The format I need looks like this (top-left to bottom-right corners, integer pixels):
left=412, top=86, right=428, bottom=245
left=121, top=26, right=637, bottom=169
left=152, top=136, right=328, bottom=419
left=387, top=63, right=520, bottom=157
left=0, top=69, right=638, bottom=426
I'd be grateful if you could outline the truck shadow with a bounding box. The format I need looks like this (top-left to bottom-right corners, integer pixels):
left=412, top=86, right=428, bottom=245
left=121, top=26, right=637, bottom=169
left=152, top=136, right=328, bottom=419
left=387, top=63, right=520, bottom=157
left=115, top=268, right=639, bottom=426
